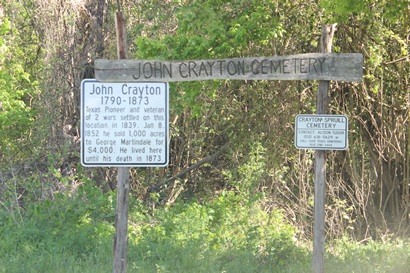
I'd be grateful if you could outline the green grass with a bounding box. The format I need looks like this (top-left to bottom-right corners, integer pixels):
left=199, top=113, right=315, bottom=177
left=0, top=244, right=112, bottom=273
left=325, top=238, right=410, bottom=273
left=1, top=241, right=408, bottom=273
left=1, top=186, right=409, bottom=272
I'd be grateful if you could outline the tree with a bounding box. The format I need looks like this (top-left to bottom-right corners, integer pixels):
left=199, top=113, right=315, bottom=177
left=1, top=0, right=408, bottom=242
left=0, top=1, right=40, bottom=158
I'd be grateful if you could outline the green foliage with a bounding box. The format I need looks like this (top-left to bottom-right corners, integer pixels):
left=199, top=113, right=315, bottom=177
left=129, top=193, right=307, bottom=272
left=0, top=246, right=112, bottom=273
left=0, top=7, right=40, bottom=157
left=320, top=0, right=409, bottom=23
left=223, top=142, right=267, bottom=194
left=1, top=189, right=409, bottom=272
left=319, top=0, right=370, bottom=22
left=135, top=0, right=284, bottom=59
left=1, top=1, right=410, bottom=272
left=0, top=182, right=115, bottom=269
left=132, top=0, right=285, bottom=115
left=326, top=237, right=410, bottom=273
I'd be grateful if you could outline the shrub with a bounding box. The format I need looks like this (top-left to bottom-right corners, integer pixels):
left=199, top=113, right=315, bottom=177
left=128, top=192, right=307, bottom=272
left=0, top=182, right=115, bottom=270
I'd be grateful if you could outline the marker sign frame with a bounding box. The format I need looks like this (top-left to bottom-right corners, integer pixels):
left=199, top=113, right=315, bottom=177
left=81, top=79, right=169, bottom=167
left=295, top=114, right=348, bottom=150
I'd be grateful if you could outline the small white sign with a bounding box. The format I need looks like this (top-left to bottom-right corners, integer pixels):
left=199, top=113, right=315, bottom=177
left=81, top=80, right=169, bottom=167
left=295, top=114, right=348, bottom=150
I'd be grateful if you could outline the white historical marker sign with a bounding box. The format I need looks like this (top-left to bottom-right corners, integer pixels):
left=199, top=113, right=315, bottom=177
left=295, top=114, right=348, bottom=150
left=81, top=79, right=169, bottom=167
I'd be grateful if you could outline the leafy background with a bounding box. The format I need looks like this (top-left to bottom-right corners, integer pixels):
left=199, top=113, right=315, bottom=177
left=0, top=0, right=409, bottom=271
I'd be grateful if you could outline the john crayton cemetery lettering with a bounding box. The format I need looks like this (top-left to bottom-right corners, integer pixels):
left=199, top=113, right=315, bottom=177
left=95, top=53, right=363, bottom=82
